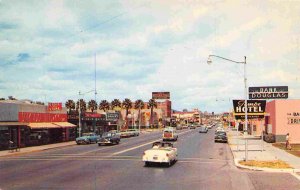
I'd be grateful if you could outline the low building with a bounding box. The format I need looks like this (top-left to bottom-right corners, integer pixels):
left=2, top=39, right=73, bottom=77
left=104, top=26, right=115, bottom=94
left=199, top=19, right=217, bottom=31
left=0, top=100, right=76, bottom=150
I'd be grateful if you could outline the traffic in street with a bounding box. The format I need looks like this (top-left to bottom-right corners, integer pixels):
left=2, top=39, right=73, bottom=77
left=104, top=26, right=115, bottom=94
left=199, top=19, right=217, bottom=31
left=1, top=127, right=300, bottom=190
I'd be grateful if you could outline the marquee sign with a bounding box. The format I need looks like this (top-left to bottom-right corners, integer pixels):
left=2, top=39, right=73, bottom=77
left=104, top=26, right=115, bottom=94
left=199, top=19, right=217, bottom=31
left=233, top=100, right=266, bottom=119
left=152, top=92, right=170, bottom=99
left=48, top=103, right=62, bottom=111
left=249, top=86, right=288, bottom=99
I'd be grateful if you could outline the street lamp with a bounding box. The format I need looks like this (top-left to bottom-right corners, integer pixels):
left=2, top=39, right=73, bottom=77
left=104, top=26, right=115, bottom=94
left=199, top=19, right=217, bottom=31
left=207, top=55, right=249, bottom=160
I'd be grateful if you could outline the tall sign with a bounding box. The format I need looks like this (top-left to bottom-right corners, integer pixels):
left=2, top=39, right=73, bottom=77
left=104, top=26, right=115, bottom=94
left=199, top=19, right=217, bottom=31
left=249, top=86, right=288, bottom=99
left=152, top=92, right=170, bottom=99
left=106, top=113, right=120, bottom=121
left=48, top=103, right=62, bottom=111
left=233, top=100, right=266, bottom=119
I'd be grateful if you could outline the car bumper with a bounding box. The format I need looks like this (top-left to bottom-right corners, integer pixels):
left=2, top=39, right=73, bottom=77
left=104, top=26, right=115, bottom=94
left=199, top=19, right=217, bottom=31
left=214, top=138, right=227, bottom=142
left=143, top=156, right=170, bottom=163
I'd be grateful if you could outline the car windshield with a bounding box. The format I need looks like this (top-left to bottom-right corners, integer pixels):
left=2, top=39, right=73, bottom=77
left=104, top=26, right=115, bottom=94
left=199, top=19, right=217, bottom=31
left=102, top=132, right=112, bottom=137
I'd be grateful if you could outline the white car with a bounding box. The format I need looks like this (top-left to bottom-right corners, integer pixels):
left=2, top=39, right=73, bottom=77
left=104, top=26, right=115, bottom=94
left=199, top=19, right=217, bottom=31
left=162, top=127, right=178, bottom=141
left=142, top=141, right=178, bottom=167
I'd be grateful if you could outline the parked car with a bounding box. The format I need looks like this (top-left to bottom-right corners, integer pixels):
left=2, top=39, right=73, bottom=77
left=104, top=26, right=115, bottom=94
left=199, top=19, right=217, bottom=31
left=176, top=125, right=183, bottom=130
left=189, top=124, right=196, bottom=129
left=182, top=125, right=188, bottom=129
left=142, top=141, right=177, bottom=167
left=162, top=127, right=178, bottom=141
left=199, top=126, right=208, bottom=133
left=76, top=133, right=100, bottom=145
left=214, top=131, right=228, bottom=143
left=127, top=129, right=140, bottom=136
left=98, top=132, right=121, bottom=145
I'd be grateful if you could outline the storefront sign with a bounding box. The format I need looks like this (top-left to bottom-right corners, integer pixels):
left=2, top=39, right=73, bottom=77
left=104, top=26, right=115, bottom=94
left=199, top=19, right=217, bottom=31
left=233, top=100, right=266, bottom=119
left=249, top=86, right=288, bottom=99
left=48, top=103, right=62, bottom=111
left=83, top=112, right=106, bottom=121
left=287, top=112, right=300, bottom=125
left=152, top=92, right=170, bottom=99
left=106, top=113, right=120, bottom=121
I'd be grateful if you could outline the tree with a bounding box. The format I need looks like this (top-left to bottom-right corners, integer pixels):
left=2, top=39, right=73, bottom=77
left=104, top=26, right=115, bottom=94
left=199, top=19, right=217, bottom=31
left=88, top=100, right=97, bottom=112
left=8, top=96, right=16, bottom=100
left=0, top=98, right=5, bottom=101
left=76, top=99, right=87, bottom=112
left=134, top=99, right=144, bottom=129
left=111, top=99, right=121, bottom=110
left=99, top=100, right=110, bottom=112
left=122, top=98, right=132, bottom=117
left=148, top=99, right=157, bottom=127
left=65, top=100, right=75, bottom=113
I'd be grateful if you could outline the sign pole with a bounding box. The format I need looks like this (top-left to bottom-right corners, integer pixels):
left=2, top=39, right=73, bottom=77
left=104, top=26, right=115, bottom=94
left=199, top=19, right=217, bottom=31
left=244, top=56, right=248, bottom=161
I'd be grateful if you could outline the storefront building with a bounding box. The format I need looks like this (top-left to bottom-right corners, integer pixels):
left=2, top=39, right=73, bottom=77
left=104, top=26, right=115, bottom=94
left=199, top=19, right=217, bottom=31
left=0, top=100, right=76, bottom=150
left=264, top=100, right=300, bottom=143
left=67, top=111, right=107, bottom=135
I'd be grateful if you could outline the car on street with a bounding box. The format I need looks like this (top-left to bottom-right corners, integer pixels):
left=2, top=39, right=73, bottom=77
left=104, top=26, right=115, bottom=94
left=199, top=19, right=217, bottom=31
left=76, top=132, right=100, bottom=145
left=199, top=126, right=208, bottom=133
left=214, top=131, right=228, bottom=143
left=98, top=131, right=121, bottom=145
left=127, top=129, right=140, bottom=136
left=189, top=124, right=196, bottom=129
left=162, top=127, right=178, bottom=141
left=182, top=125, right=188, bottom=129
left=142, top=141, right=177, bottom=167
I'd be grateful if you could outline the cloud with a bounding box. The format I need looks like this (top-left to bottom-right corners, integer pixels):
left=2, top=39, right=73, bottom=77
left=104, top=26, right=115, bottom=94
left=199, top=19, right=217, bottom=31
left=1, top=0, right=300, bottom=113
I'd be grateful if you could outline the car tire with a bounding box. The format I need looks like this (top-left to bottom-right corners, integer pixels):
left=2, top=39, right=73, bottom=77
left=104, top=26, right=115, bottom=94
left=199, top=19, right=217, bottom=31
left=116, top=140, right=119, bottom=144
left=98, top=143, right=101, bottom=146
left=145, top=162, right=150, bottom=167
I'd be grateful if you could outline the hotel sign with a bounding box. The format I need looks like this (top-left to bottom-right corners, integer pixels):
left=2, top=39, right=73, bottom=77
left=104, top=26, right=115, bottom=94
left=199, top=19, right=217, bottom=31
left=249, top=86, right=288, bottom=99
left=233, top=100, right=266, bottom=119
left=152, top=92, right=170, bottom=99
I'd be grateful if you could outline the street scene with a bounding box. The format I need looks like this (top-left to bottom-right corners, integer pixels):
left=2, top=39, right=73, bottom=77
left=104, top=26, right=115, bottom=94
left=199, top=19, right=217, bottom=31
left=1, top=0, right=300, bottom=190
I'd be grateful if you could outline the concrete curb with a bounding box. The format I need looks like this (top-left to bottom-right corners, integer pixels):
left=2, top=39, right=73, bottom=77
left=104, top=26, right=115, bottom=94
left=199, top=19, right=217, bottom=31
left=0, top=142, right=76, bottom=157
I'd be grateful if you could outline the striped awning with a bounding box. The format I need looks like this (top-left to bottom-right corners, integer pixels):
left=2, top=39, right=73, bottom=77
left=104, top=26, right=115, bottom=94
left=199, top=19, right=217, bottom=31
left=53, top=122, right=76, bottom=128
left=0, top=122, right=29, bottom=126
left=28, top=122, right=58, bottom=129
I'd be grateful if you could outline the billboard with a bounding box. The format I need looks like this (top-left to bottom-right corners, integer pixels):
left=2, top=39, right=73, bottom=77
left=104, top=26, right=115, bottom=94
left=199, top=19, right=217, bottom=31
left=233, top=100, right=266, bottom=119
left=249, top=86, right=288, bottom=99
left=48, top=103, right=62, bottom=111
left=152, top=92, right=170, bottom=99
left=106, top=113, right=120, bottom=121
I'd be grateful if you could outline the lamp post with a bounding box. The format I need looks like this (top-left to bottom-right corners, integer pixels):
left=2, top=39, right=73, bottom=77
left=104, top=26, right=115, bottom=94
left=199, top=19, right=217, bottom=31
left=207, top=55, right=248, bottom=161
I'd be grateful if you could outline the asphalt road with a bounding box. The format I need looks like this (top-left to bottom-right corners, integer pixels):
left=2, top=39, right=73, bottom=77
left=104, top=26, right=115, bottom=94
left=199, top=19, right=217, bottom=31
left=1, top=128, right=300, bottom=190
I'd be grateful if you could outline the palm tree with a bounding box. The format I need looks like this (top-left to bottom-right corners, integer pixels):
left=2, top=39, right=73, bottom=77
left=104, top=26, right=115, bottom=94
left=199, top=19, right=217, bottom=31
left=99, top=100, right=110, bottom=112
left=88, top=100, right=97, bottom=112
left=134, top=99, right=144, bottom=130
left=111, top=99, right=121, bottom=110
left=122, top=98, right=132, bottom=117
left=148, top=99, right=157, bottom=127
left=76, top=99, right=87, bottom=112
left=65, top=100, right=75, bottom=113
left=122, top=98, right=132, bottom=128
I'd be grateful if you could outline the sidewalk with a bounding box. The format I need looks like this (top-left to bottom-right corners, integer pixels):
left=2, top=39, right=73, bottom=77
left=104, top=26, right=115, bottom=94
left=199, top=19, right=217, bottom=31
left=0, top=130, right=160, bottom=157
left=227, top=129, right=300, bottom=178
left=0, top=141, right=76, bottom=157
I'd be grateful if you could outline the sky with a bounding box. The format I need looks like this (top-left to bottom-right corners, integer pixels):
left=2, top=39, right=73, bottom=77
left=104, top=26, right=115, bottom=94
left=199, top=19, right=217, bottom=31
left=0, top=0, right=300, bottom=113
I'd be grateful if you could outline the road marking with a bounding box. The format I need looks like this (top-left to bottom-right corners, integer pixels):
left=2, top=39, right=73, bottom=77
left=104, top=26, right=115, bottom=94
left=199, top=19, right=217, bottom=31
left=111, top=130, right=193, bottom=155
